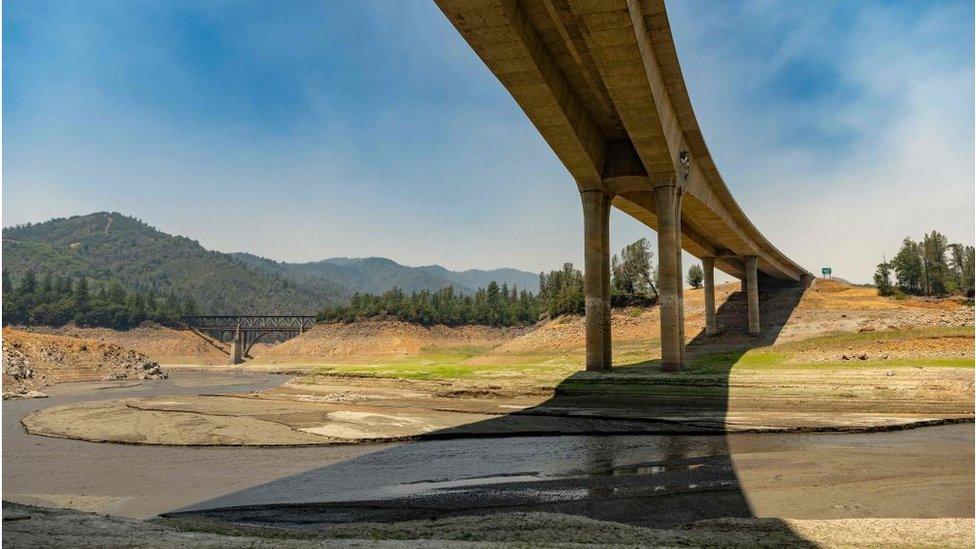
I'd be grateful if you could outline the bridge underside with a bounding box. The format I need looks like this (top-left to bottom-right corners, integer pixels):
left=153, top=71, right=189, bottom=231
left=437, top=0, right=812, bottom=370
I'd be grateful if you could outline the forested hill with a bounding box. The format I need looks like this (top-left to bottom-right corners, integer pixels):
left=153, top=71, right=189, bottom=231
left=232, top=255, right=540, bottom=296
left=1, top=213, right=342, bottom=314
left=2, top=213, right=538, bottom=314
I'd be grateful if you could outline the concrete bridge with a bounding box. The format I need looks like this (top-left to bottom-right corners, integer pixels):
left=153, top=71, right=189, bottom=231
left=436, top=0, right=811, bottom=371
left=181, top=315, right=315, bottom=364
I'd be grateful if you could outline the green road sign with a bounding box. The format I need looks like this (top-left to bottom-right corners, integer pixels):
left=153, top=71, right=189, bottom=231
left=822, top=267, right=832, bottom=276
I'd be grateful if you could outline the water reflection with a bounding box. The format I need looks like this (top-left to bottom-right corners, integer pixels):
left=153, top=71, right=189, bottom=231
left=171, top=434, right=754, bottom=528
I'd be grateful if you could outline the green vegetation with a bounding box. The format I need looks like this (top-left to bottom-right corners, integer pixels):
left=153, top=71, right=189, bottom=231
left=3, top=212, right=542, bottom=316
left=297, top=353, right=580, bottom=383
left=282, top=326, right=973, bottom=391
left=873, top=255, right=894, bottom=296
left=317, top=283, right=540, bottom=326
left=610, top=238, right=659, bottom=306
left=668, top=326, right=976, bottom=374
left=2, top=268, right=197, bottom=329
left=2, top=212, right=344, bottom=314
left=235, top=254, right=539, bottom=297
left=538, top=263, right=585, bottom=316
left=686, top=263, right=703, bottom=289
left=319, top=239, right=664, bottom=326
left=878, top=231, right=974, bottom=297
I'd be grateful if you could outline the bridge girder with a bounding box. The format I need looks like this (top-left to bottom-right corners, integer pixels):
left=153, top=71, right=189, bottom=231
left=436, top=0, right=813, bottom=371
left=436, top=0, right=808, bottom=283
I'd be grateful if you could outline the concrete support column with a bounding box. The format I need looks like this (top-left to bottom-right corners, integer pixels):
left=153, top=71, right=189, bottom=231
left=230, top=327, right=243, bottom=365
left=581, top=190, right=612, bottom=371
left=744, top=256, right=760, bottom=335
left=654, top=184, right=683, bottom=372
left=702, top=257, right=717, bottom=335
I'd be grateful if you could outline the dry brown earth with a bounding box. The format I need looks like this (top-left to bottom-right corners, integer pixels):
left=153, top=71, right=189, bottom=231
left=256, top=320, right=527, bottom=362
left=24, top=323, right=230, bottom=364
left=2, top=328, right=166, bottom=398
left=489, top=280, right=974, bottom=357
left=18, top=280, right=972, bottom=366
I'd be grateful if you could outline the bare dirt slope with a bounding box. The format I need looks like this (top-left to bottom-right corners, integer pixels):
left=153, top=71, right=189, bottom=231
left=255, top=320, right=527, bottom=362
left=489, top=279, right=973, bottom=357
left=2, top=328, right=166, bottom=398
left=25, top=323, right=229, bottom=364
left=11, top=280, right=971, bottom=367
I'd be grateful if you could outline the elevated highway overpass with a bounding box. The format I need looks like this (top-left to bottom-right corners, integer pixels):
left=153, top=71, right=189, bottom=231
left=436, top=0, right=811, bottom=371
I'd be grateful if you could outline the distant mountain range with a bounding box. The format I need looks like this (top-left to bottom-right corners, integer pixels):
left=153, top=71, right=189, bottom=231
left=2, top=212, right=540, bottom=314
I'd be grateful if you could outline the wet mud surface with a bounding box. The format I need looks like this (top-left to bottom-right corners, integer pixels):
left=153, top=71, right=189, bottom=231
left=5, top=371, right=973, bottom=535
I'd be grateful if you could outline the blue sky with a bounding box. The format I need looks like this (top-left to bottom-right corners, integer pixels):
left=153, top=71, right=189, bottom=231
left=4, top=0, right=973, bottom=282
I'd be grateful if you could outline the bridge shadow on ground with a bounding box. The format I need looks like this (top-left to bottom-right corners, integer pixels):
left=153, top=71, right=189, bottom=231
left=164, top=288, right=814, bottom=546
left=618, top=284, right=805, bottom=376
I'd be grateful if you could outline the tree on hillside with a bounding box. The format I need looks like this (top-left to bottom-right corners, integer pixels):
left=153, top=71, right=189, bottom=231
left=538, top=263, right=585, bottom=317
left=73, top=278, right=90, bottom=311
left=611, top=238, right=658, bottom=302
left=885, top=233, right=973, bottom=298
left=920, top=231, right=950, bottom=295
left=319, top=283, right=541, bottom=327
left=891, top=238, right=923, bottom=294
left=686, top=264, right=703, bottom=289
left=2, top=268, right=12, bottom=295
left=873, top=256, right=893, bottom=296
left=19, top=270, right=37, bottom=295
left=949, top=244, right=975, bottom=297
left=1, top=270, right=195, bottom=330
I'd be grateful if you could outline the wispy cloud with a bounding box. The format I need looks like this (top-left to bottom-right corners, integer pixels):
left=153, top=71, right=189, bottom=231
left=669, top=0, right=974, bottom=281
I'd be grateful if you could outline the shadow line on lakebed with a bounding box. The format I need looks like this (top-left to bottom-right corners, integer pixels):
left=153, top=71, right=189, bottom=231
left=161, top=288, right=823, bottom=546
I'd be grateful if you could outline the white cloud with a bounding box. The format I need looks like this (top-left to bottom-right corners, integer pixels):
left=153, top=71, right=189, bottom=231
left=670, top=0, right=974, bottom=283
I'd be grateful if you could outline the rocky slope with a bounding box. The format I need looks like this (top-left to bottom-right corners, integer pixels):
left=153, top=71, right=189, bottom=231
left=2, top=328, right=166, bottom=398
left=25, top=323, right=230, bottom=365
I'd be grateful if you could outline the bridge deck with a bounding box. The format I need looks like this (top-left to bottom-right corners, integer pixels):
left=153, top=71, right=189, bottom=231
left=436, top=0, right=809, bottom=282
left=436, top=0, right=811, bottom=371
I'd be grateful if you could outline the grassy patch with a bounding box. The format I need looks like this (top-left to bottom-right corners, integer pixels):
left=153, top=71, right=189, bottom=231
left=292, top=326, right=972, bottom=385
left=614, top=326, right=974, bottom=374
left=302, top=352, right=581, bottom=383
left=773, top=326, right=973, bottom=353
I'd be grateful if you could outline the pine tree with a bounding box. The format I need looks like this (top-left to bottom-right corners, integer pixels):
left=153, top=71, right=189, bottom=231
left=892, top=238, right=923, bottom=294
left=73, top=278, right=90, bottom=310
left=2, top=268, right=13, bottom=295
left=19, top=271, right=37, bottom=295
left=873, top=256, right=893, bottom=296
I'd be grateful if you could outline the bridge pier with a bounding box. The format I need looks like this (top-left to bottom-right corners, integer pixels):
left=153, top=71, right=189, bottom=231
left=581, top=190, right=613, bottom=372
left=654, top=184, right=684, bottom=372
left=744, top=256, right=761, bottom=335
left=229, top=327, right=243, bottom=365
left=702, top=257, right=718, bottom=335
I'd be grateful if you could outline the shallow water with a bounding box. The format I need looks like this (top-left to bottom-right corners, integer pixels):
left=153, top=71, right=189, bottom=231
left=4, top=371, right=973, bottom=527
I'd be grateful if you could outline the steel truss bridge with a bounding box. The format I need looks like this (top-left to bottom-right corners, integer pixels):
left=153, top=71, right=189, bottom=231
left=181, top=315, right=316, bottom=364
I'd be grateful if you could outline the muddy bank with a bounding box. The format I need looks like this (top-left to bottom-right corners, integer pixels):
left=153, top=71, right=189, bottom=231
left=21, top=366, right=973, bottom=446
left=4, top=372, right=972, bottom=547
left=4, top=502, right=973, bottom=548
